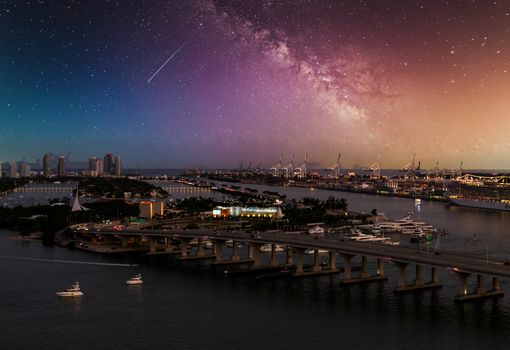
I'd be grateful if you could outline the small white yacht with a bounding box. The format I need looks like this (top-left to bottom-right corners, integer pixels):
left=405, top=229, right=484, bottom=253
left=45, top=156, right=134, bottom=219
left=56, top=282, right=84, bottom=297
left=308, top=225, right=325, bottom=238
left=305, top=248, right=329, bottom=255
left=260, top=244, right=285, bottom=253
left=126, top=273, right=143, bottom=285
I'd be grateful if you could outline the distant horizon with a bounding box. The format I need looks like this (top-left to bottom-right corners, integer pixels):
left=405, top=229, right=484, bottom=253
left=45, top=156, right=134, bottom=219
left=3, top=162, right=510, bottom=173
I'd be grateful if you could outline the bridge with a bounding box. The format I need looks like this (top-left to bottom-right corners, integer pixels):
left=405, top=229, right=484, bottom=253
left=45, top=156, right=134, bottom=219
left=70, top=226, right=510, bottom=302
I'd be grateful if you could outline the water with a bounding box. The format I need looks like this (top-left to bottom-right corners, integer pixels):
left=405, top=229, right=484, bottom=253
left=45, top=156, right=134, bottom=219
left=3, top=184, right=510, bottom=349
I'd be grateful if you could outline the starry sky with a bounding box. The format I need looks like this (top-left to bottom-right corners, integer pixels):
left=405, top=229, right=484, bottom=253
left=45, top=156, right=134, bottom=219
left=2, top=0, right=510, bottom=169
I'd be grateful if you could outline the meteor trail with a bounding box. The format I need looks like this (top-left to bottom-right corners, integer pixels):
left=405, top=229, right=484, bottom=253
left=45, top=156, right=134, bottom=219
left=147, top=42, right=187, bottom=83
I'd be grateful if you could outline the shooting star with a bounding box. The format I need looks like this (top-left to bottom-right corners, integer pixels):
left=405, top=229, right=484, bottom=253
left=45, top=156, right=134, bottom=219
left=147, top=42, right=187, bottom=83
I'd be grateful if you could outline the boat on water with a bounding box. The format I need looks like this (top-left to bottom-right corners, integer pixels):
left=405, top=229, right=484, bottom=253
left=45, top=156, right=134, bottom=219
left=56, top=282, right=84, bottom=297
left=308, top=225, right=325, bottom=238
left=449, top=196, right=510, bottom=212
left=260, top=244, right=285, bottom=253
left=126, top=273, right=143, bottom=285
left=305, top=248, right=329, bottom=255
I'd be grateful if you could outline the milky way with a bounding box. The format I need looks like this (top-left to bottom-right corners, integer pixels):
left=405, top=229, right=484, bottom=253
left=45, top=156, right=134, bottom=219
left=1, top=0, right=510, bottom=169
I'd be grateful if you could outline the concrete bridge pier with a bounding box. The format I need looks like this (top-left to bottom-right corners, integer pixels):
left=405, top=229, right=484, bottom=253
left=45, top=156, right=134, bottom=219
left=312, top=249, right=321, bottom=272
left=286, top=247, right=293, bottom=265
left=248, top=243, right=263, bottom=267
left=149, top=237, right=158, bottom=253
left=414, top=264, right=423, bottom=286
left=431, top=267, right=440, bottom=284
left=269, top=244, right=279, bottom=267
left=455, top=272, right=504, bottom=302
left=393, top=263, right=441, bottom=293
left=340, top=254, right=354, bottom=282
left=493, top=277, right=501, bottom=292
left=118, top=235, right=128, bottom=247
left=179, top=238, right=191, bottom=257
left=377, top=258, right=385, bottom=277
left=477, top=274, right=485, bottom=294
left=339, top=254, right=387, bottom=285
left=361, top=256, right=370, bottom=278
left=213, top=240, right=224, bottom=261
left=231, top=241, right=241, bottom=262
left=196, top=237, right=205, bottom=256
left=329, top=251, right=337, bottom=270
left=293, top=248, right=305, bottom=275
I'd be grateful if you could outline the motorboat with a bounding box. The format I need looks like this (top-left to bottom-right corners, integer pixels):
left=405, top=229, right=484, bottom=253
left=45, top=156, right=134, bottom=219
left=126, top=273, right=143, bottom=285
left=56, top=282, right=84, bottom=297
left=260, top=244, right=285, bottom=253
left=308, top=225, right=325, bottom=238
left=409, top=228, right=427, bottom=242
left=305, top=248, right=329, bottom=255
left=371, top=224, right=382, bottom=235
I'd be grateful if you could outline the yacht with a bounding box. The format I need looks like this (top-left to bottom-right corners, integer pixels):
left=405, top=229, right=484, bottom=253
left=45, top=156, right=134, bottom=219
left=371, top=224, right=382, bottom=235
left=56, top=282, right=84, bottom=297
left=409, top=228, right=427, bottom=242
left=305, top=248, right=329, bottom=255
left=126, top=273, right=143, bottom=285
left=308, top=225, right=325, bottom=238
left=260, top=244, right=285, bottom=253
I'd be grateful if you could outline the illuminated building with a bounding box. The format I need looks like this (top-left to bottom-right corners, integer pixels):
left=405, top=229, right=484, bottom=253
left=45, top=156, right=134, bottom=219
left=212, top=206, right=283, bottom=219
left=139, top=201, right=153, bottom=219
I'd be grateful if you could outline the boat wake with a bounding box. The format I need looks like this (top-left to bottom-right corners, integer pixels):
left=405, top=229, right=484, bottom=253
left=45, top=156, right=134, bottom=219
left=0, top=255, right=138, bottom=267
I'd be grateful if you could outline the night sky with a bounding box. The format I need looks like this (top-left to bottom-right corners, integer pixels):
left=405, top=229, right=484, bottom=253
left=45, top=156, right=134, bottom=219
left=2, top=0, right=510, bottom=169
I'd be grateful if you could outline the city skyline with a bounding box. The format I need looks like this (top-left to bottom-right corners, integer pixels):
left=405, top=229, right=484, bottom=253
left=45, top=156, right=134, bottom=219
left=2, top=1, right=510, bottom=169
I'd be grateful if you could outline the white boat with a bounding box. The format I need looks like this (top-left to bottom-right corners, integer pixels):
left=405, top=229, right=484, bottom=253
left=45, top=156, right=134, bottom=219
left=202, top=240, right=213, bottom=249
left=371, top=224, right=382, bottom=235
left=305, top=248, right=329, bottom=255
left=260, top=244, right=285, bottom=253
left=409, top=228, right=427, bottom=242
left=126, top=273, right=143, bottom=285
left=308, top=225, right=325, bottom=238
left=56, top=282, right=84, bottom=297
left=415, top=198, right=422, bottom=206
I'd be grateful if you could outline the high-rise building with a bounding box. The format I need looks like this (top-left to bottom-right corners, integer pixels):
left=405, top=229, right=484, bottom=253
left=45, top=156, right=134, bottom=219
left=88, top=156, right=97, bottom=172
left=114, top=156, right=121, bottom=176
left=104, top=153, right=113, bottom=174
left=43, top=153, right=51, bottom=177
left=57, top=156, right=65, bottom=177
left=8, top=162, right=17, bottom=178
left=96, top=159, right=103, bottom=176
left=20, top=162, right=31, bottom=177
